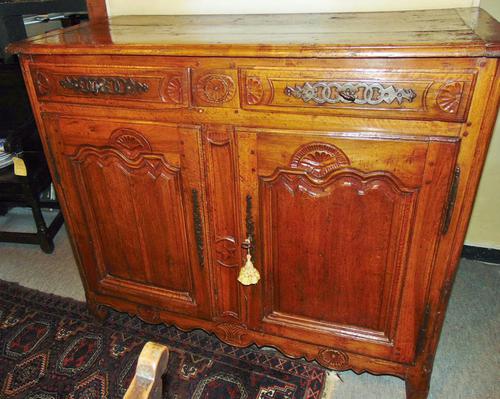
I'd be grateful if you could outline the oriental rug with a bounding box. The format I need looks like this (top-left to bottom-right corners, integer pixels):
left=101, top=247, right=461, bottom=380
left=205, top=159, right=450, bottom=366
left=0, top=279, right=329, bottom=398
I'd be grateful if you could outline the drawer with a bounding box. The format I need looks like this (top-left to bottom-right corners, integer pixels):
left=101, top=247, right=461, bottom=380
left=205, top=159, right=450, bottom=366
left=31, top=65, right=189, bottom=109
left=239, top=67, right=477, bottom=122
left=30, top=59, right=478, bottom=123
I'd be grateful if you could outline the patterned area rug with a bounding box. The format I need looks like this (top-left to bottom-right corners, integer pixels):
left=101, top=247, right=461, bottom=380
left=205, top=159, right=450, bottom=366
left=0, top=280, right=328, bottom=398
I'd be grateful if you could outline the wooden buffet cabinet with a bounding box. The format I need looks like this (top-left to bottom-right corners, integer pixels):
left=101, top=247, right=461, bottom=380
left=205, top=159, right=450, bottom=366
left=8, top=8, right=500, bottom=398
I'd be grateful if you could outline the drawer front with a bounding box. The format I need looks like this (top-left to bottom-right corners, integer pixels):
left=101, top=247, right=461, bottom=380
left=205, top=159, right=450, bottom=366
left=30, top=58, right=478, bottom=123
left=240, top=67, right=476, bottom=122
left=31, top=65, right=189, bottom=108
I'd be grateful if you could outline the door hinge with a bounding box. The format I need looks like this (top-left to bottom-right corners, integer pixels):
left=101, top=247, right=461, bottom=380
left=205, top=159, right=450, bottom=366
left=441, top=166, right=461, bottom=235
left=416, top=304, right=431, bottom=355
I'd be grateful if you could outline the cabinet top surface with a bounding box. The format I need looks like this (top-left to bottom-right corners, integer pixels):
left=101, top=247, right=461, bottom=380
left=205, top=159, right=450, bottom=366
left=8, top=7, right=500, bottom=58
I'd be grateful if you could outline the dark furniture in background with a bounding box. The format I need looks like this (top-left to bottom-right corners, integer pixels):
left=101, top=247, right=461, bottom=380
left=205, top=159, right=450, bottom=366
left=0, top=0, right=87, bottom=61
left=0, top=1, right=87, bottom=251
left=0, top=63, right=63, bottom=253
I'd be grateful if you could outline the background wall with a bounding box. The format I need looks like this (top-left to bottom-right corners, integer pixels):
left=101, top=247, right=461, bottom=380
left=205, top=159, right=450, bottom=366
left=105, top=0, right=499, bottom=250
left=465, top=0, right=500, bottom=249
left=106, top=0, right=480, bottom=16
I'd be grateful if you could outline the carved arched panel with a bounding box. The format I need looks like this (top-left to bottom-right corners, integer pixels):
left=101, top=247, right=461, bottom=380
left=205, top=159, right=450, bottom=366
left=66, top=128, right=198, bottom=306
left=259, top=166, right=418, bottom=342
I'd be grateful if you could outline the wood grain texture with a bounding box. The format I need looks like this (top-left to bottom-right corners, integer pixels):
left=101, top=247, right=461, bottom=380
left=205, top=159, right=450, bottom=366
left=86, top=0, right=107, bottom=21
left=41, top=115, right=212, bottom=318
left=9, top=9, right=500, bottom=399
left=6, top=8, right=500, bottom=58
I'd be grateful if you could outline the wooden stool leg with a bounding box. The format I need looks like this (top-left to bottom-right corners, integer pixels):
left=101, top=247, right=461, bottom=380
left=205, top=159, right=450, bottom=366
left=26, top=184, right=54, bottom=253
left=124, top=342, right=170, bottom=399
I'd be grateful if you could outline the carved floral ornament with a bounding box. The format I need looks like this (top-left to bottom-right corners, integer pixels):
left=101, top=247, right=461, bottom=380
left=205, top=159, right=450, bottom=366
left=195, top=74, right=235, bottom=104
left=245, top=76, right=264, bottom=105
left=161, top=75, right=183, bottom=104
left=214, top=237, right=238, bottom=268
left=215, top=322, right=248, bottom=345
left=317, top=348, right=349, bottom=370
left=59, top=76, right=150, bottom=96
left=436, top=81, right=464, bottom=114
left=35, top=71, right=51, bottom=96
left=290, top=143, right=351, bottom=179
left=109, top=129, right=152, bottom=159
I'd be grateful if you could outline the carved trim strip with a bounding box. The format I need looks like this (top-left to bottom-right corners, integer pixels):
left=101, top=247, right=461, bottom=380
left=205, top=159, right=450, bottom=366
left=290, top=142, right=350, bottom=178
left=71, top=128, right=180, bottom=177
left=59, top=76, right=149, bottom=96
left=285, top=82, right=416, bottom=105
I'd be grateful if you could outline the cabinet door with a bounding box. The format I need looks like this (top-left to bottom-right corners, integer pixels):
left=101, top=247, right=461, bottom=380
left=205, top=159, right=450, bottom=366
left=43, top=115, right=211, bottom=318
left=237, top=128, right=459, bottom=363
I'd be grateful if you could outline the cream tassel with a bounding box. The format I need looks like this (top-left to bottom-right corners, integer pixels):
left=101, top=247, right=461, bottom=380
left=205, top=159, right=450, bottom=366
left=237, top=254, right=260, bottom=285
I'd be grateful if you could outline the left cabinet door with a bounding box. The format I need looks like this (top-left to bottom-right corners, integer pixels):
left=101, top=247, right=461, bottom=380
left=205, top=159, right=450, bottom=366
left=42, top=114, right=211, bottom=319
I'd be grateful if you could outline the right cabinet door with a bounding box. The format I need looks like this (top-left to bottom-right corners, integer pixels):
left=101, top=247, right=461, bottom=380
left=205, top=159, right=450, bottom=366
left=237, top=127, right=459, bottom=363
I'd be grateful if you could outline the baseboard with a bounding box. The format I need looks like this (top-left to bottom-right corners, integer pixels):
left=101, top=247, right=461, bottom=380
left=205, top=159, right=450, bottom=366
left=461, top=245, right=500, bottom=264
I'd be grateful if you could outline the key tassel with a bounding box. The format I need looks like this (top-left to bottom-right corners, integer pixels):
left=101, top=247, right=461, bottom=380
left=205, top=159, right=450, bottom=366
left=237, top=254, right=260, bottom=285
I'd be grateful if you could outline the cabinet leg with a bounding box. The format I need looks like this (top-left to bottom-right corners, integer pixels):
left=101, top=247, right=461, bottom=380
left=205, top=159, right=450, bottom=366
left=88, top=300, right=108, bottom=321
left=405, top=368, right=431, bottom=399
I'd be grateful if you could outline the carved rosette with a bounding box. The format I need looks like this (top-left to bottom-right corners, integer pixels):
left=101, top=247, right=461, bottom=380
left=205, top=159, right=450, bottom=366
left=317, top=348, right=350, bottom=370
left=35, top=72, right=50, bottom=96
left=436, top=82, right=463, bottom=114
left=196, top=74, right=235, bottom=104
left=214, top=237, right=238, bottom=267
left=246, top=76, right=264, bottom=105
left=109, top=129, right=152, bottom=159
left=290, top=143, right=351, bottom=178
left=215, top=322, right=248, bottom=346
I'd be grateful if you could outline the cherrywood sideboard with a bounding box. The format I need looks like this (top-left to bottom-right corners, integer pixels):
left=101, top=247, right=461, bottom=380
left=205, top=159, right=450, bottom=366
left=8, top=8, right=500, bottom=398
